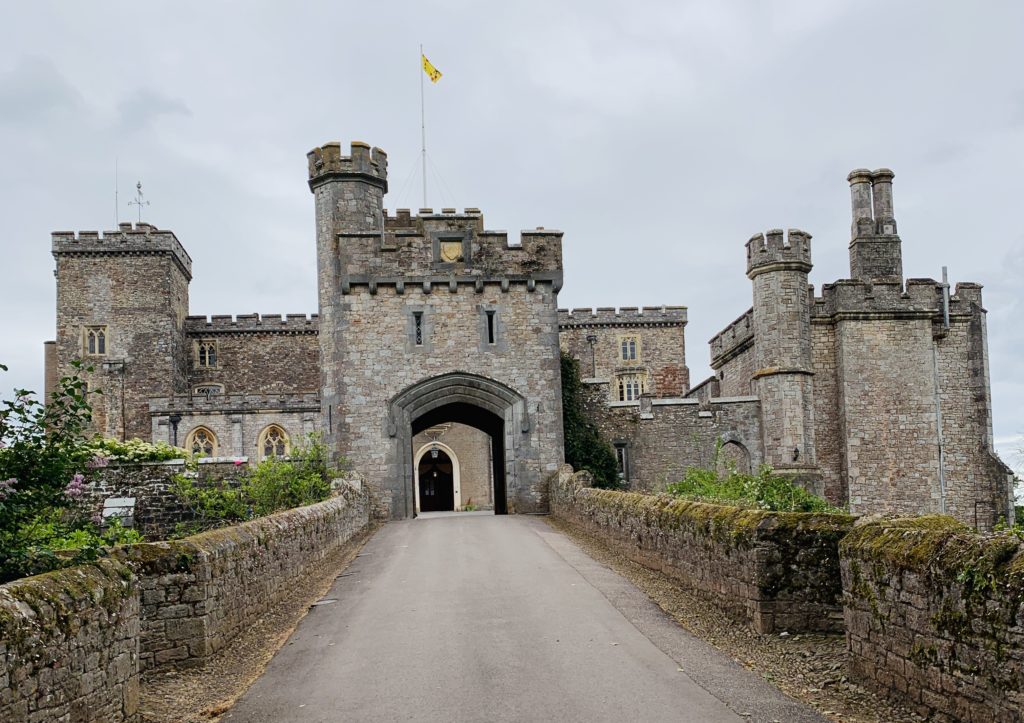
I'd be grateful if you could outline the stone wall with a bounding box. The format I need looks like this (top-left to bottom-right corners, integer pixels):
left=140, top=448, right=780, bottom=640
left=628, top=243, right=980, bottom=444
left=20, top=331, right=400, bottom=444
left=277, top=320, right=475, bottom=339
left=183, top=314, right=320, bottom=395
left=550, top=467, right=854, bottom=633
left=83, top=460, right=244, bottom=539
left=840, top=517, right=1023, bottom=721
left=582, top=387, right=762, bottom=493
left=120, top=486, right=369, bottom=670
left=558, top=306, right=689, bottom=399
left=0, top=559, right=139, bottom=722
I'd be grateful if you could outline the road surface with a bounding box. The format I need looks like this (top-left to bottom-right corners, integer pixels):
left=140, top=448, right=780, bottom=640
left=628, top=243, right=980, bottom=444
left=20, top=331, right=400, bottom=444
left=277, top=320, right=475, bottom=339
left=228, top=513, right=823, bottom=722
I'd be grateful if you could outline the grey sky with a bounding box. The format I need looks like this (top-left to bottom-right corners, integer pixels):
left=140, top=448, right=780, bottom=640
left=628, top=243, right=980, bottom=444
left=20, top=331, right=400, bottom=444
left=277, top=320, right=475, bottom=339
left=0, top=1, right=1021, bottom=469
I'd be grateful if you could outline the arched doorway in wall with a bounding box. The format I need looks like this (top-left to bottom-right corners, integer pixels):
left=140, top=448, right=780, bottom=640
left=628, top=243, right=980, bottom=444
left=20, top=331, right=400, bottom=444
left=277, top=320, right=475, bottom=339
left=413, top=442, right=461, bottom=513
left=390, top=372, right=527, bottom=518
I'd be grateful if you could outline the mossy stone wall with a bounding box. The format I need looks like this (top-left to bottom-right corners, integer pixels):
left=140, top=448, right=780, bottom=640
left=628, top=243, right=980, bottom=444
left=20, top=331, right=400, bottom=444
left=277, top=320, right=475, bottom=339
left=549, top=465, right=853, bottom=633
left=119, top=484, right=370, bottom=671
left=0, top=559, right=139, bottom=722
left=840, top=517, right=1024, bottom=721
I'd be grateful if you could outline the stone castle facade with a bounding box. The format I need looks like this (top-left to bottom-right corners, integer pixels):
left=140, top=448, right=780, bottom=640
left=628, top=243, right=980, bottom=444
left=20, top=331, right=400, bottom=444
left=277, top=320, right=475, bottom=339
left=45, top=141, right=1015, bottom=526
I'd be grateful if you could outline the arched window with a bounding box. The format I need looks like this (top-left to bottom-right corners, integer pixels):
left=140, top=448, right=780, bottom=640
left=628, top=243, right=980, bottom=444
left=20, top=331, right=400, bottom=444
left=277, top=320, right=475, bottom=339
left=196, top=340, right=217, bottom=367
left=616, top=374, right=645, bottom=401
left=186, top=426, right=218, bottom=457
left=259, top=425, right=289, bottom=459
left=85, top=326, right=107, bottom=356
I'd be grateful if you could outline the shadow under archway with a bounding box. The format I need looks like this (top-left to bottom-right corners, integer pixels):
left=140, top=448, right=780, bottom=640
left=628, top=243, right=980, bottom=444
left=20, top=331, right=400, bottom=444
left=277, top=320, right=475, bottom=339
left=412, top=402, right=507, bottom=515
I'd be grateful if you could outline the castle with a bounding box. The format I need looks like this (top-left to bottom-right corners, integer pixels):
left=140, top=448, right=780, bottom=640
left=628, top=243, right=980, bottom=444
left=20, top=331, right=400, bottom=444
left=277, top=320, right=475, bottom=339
left=44, top=141, right=1015, bottom=527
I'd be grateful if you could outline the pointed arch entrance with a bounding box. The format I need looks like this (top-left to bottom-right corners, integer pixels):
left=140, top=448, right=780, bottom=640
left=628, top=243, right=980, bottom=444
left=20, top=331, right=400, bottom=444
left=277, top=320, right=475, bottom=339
left=389, top=372, right=529, bottom=518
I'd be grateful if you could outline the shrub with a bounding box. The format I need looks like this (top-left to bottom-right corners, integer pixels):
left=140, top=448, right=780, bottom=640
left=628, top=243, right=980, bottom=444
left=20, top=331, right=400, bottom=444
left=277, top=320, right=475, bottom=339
left=560, top=352, right=620, bottom=488
left=172, top=433, right=337, bottom=531
left=84, top=437, right=186, bottom=464
left=666, top=440, right=839, bottom=513
left=0, top=361, right=143, bottom=582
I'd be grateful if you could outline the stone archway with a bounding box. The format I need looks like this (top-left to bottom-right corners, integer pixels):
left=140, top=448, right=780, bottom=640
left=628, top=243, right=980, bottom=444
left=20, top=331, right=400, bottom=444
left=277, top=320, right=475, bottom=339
left=388, top=372, right=530, bottom=518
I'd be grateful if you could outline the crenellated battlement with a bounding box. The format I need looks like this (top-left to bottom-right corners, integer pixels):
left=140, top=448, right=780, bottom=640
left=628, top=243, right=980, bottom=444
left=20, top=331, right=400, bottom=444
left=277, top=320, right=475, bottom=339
left=384, top=208, right=484, bottom=229
left=745, top=228, right=812, bottom=278
left=811, top=277, right=982, bottom=320
left=184, top=313, right=319, bottom=335
left=709, top=308, right=754, bottom=366
left=149, top=392, right=321, bottom=415
left=307, top=141, right=388, bottom=191
left=557, top=306, right=687, bottom=328
left=52, top=222, right=192, bottom=277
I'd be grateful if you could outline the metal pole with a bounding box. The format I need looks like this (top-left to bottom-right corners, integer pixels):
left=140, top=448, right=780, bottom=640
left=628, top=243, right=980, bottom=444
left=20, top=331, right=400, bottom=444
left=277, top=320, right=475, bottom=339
left=420, top=44, right=427, bottom=208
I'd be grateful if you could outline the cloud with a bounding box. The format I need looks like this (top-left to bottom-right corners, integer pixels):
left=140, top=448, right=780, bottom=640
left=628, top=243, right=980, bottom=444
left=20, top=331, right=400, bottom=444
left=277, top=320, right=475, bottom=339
left=116, top=88, right=191, bottom=133
left=0, top=56, right=84, bottom=126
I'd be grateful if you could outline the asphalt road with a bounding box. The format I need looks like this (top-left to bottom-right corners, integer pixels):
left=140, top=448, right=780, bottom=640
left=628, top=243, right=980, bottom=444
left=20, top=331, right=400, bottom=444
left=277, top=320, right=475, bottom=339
left=227, top=513, right=823, bottom=723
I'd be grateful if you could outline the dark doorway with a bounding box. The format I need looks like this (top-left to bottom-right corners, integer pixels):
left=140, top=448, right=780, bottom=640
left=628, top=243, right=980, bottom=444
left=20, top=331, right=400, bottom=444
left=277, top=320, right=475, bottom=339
left=411, top=401, right=507, bottom=515
left=418, top=449, right=455, bottom=512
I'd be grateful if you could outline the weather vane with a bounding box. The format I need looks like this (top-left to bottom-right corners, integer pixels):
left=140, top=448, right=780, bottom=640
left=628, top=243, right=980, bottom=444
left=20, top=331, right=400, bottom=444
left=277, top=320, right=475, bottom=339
left=127, top=181, right=150, bottom=223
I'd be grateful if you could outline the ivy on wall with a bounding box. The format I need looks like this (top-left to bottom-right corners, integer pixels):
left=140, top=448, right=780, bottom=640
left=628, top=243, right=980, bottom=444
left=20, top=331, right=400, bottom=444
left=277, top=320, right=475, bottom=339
left=560, top=352, right=620, bottom=489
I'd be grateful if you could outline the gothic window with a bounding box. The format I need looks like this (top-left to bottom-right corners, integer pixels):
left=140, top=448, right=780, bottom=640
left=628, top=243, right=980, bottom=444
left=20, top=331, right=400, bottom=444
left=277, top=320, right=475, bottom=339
left=259, top=425, right=289, bottom=459
left=85, top=326, right=107, bottom=356
left=186, top=427, right=218, bottom=457
left=617, top=374, right=645, bottom=402
left=196, top=340, right=217, bottom=368
left=620, top=336, right=639, bottom=362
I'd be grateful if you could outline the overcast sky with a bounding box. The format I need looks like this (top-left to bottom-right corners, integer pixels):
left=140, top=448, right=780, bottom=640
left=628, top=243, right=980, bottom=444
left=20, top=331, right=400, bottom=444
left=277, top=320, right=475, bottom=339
left=0, top=1, right=1021, bottom=472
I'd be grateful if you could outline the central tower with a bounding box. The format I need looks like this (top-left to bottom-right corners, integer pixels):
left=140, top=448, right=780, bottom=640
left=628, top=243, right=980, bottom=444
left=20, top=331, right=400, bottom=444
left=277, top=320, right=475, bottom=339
left=307, top=141, right=565, bottom=518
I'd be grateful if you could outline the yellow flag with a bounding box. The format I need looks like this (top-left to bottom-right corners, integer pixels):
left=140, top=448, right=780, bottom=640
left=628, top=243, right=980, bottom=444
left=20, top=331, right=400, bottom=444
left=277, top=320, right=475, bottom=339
left=422, top=53, right=443, bottom=83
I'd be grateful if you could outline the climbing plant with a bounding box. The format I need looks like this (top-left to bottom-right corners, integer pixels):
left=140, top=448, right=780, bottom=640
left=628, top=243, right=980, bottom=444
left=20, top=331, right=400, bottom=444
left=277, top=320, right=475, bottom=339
left=560, top=351, right=620, bottom=489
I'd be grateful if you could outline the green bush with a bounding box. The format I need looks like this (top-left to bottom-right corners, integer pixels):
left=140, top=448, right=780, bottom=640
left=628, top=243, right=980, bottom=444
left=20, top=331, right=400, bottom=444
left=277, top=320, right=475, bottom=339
left=172, top=433, right=337, bottom=532
left=666, top=441, right=839, bottom=513
left=0, top=361, right=145, bottom=582
left=560, top=352, right=620, bottom=489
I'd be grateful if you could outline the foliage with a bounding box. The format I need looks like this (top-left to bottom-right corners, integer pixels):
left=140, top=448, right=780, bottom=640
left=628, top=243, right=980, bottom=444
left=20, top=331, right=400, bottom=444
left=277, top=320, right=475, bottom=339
left=0, top=362, right=149, bottom=582
left=84, top=436, right=186, bottom=464
left=172, top=433, right=337, bottom=532
left=666, top=440, right=839, bottom=513
left=560, top=352, right=620, bottom=489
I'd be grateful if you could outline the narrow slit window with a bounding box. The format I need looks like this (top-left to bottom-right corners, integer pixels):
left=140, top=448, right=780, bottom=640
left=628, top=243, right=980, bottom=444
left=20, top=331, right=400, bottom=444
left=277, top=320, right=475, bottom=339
left=486, top=310, right=496, bottom=345
left=615, top=444, right=629, bottom=482
left=413, top=312, right=424, bottom=346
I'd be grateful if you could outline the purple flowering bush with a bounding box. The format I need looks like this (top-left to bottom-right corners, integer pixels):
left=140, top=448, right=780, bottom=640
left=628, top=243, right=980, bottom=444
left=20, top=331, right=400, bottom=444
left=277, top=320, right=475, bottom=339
left=0, top=361, right=140, bottom=583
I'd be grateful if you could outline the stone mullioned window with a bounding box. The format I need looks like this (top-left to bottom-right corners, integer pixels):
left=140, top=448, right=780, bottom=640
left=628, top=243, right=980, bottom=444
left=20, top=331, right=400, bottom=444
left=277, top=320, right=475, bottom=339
left=84, top=325, right=107, bottom=356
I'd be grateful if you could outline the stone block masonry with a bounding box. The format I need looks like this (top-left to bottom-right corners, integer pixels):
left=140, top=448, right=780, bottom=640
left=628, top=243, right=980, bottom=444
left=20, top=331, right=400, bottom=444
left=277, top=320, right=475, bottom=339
left=549, top=466, right=854, bottom=633
left=0, top=487, right=370, bottom=722
left=0, top=559, right=140, bottom=722
left=119, top=485, right=369, bottom=671
left=841, top=517, right=1024, bottom=721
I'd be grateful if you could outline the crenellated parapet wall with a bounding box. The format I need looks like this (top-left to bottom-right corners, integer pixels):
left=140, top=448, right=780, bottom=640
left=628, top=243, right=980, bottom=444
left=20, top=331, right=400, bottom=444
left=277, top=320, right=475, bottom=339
left=52, top=222, right=192, bottom=279
left=184, top=313, right=319, bottom=336
left=307, top=140, right=388, bottom=191
left=709, top=307, right=753, bottom=368
left=557, top=306, right=687, bottom=329
left=812, top=278, right=982, bottom=321
left=745, top=228, right=812, bottom=278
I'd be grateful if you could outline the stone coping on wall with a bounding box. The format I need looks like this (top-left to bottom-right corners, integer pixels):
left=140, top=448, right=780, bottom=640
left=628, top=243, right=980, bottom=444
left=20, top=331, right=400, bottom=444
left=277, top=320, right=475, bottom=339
left=840, top=516, right=1023, bottom=721
left=0, top=559, right=140, bottom=722
left=549, top=466, right=854, bottom=634
left=116, top=487, right=370, bottom=671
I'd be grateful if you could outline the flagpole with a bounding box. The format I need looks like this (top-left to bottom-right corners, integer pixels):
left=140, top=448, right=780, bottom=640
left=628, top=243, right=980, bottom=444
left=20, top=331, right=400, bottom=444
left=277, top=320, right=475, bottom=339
left=420, top=43, right=427, bottom=208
